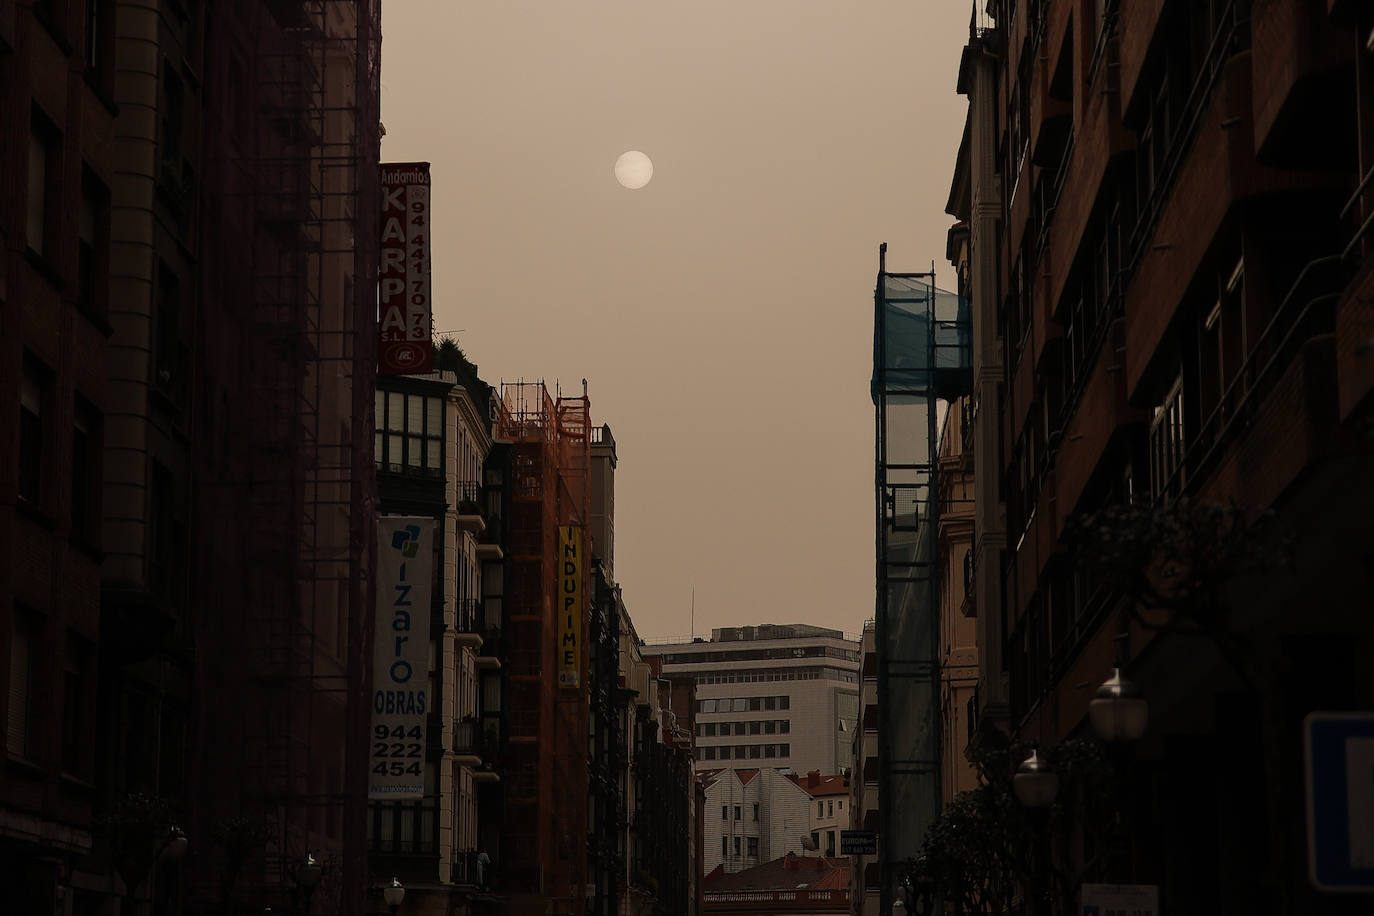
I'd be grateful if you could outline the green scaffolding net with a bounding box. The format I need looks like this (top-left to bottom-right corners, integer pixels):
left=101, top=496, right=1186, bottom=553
left=871, top=253, right=972, bottom=910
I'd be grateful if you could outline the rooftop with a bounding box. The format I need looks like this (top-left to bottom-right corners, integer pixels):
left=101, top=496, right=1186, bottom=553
left=704, top=853, right=850, bottom=892
left=644, top=623, right=860, bottom=647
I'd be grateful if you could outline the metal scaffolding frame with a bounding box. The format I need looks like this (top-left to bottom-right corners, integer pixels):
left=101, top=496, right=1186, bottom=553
left=192, top=2, right=380, bottom=913
left=871, top=243, right=972, bottom=913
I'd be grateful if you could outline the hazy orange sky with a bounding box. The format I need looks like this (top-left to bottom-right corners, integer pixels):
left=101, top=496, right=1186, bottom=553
left=379, top=1, right=971, bottom=641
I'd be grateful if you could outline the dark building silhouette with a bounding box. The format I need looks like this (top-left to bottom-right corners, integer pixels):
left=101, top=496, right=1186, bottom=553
left=949, top=0, right=1374, bottom=909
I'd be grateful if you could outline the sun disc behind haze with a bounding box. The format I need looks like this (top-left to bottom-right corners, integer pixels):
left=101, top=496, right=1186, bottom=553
left=614, top=150, right=653, bottom=190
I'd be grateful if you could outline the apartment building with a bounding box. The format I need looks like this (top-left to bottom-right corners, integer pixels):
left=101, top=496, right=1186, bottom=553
left=701, top=767, right=812, bottom=876
left=643, top=625, right=860, bottom=777
left=802, top=772, right=850, bottom=858
left=846, top=623, right=879, bottom=916
left=949, top=0, right=1374, bottom=909
left=369, top=357, right=503, bottom=915
left=2, top=2, right=120, bottom=908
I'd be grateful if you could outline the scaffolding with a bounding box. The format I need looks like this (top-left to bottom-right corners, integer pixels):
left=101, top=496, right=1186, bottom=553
left=497, top=381, right=591, bottom=916
left=871, top=244, right=971, bottom=911
left=191, top=2, right=380, bottom=914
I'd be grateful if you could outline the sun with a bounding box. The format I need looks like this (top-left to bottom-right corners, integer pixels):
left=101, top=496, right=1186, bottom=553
left=614, top=151, right=653, bottom=190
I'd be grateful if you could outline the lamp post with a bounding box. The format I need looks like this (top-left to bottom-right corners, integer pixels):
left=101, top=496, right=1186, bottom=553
left=1013, top=750, right=1058, bottom=916
left=383, top=877, right=406, bottom=915
left=1089, top=667, right=1149, bottom=881
left=293, top=852, right=321, bottom=916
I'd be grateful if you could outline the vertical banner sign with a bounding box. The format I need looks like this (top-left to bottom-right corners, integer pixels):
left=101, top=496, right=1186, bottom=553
left=370, top=518, right=434, bottom=799
left=378, top=162, right=433, bottom=375
left=558, top=526, right=583, bottom=688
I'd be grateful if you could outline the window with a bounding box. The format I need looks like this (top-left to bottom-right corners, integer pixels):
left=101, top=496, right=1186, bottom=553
left=779, top=697, right=790, bottom=710
left=818, top=801, right=824, bottom=817
left=735, top=745, right=746, bottom=759
left=734, top=805, right=741, bottom=820
left=780, top=743, right=790, bottom=756
left=28, top=111, right=60, bottom=259
left=721, top=806, right=728, bottom=820
left=374, top=390, right=445, bottom=476
left=811, top=831, right=819, bottom=851
left=826, top=830, right=836, bottom=856
left=764, top=696, right=776, bottom=710
left=85, top=0, right=114, bottom=85
left=1150, top=374, right=1186, bottom=500
left=161, top=63, right=185, bottom=171
left=748, top=697, right=761, bottom=711
left=719, top=746, right=731, bottom=760
left=71, top=397, right=101, bottom=543
left=722, top=837, right=728, bottom=856
left=7, top=610, right=39, bottom=757
left=734, top=723, right=746, bottom=736
left=704, top=746, right=716, bottom=760
left=19, top=359, right=48, bottom=505
left=62, top=633, right=93, bottom=775
left=763, top=720, right=776, bottom=734
left=78, top=169, right=109, bottom=316
left=748, top=745, right=761, bottom=759
left=780, top=720, right=790, bottom=734
left=747, top=837, right=759, bottom=857
left=733, top=837, right=741, bottom=856
left=764, top=744, right=776, bottom=758
left=155, top=264, right=185, bottom=405
left=704, top=723, right=716, bottom=737
left=828, top=800, right=834, bottom=817
left=748, top=721, right=761, bottom=735
left=752, top=803, right=759, bottom=822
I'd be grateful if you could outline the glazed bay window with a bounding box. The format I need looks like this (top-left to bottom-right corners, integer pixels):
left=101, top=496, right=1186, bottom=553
left=374, top=390, right=443, bottom=476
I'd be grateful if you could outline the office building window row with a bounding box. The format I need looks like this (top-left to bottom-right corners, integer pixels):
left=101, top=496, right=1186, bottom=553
left=700, top=743, right=789, bottom=761
left=689, top=665, right=858, bottom=686
left=660, top=645, right=861, bottom=666
left=697, top=695, right=790, bottom=714
left=697, top=719, right=790, bottom=737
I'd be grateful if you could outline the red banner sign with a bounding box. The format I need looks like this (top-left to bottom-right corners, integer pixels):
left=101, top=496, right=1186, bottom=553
left=379, top=162, right=433, bottom=375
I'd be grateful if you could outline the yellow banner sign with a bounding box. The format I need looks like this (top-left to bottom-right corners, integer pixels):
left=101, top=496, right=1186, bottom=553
left=558, top=526, right=582, bottom=688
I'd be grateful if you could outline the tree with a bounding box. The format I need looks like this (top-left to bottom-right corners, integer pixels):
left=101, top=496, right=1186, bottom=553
left=913, top=739, right=1112, bottom=914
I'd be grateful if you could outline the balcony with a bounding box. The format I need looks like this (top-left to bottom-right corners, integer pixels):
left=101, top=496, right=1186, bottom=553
left=452, top=717, right=501, bottom=780
left=960, top=550, right=976, bottom=619
left=476, top=626, right=504, bottom=670
left=455, top=481, right=485, bottom=534
left=476, top=523, right=504, bottom=562
left=452, top=848, right=499, bottom=892
left=455, top=598, right=484, bottom=648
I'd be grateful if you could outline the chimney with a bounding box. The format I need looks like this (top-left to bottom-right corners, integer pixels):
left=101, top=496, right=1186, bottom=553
left=784, top=852, right=797, bottom=870
left=807, top=769, right=821, bottom=789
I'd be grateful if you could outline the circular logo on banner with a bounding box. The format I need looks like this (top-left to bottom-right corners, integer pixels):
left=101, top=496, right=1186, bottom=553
left=390, top=343, right=427, bottom=369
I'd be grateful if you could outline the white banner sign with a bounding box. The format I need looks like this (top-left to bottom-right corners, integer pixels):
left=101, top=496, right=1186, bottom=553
left=369, top=517, right=434, bottom=799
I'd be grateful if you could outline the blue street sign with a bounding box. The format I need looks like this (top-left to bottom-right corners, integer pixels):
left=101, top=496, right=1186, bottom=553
left=1304, top=712, right=1374, bottom=892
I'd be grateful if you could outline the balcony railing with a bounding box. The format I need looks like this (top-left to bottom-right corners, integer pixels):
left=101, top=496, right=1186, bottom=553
left=1151, top=255, right=1343, bottom=503
left=456, top=480, right=482, bottom=514
left=452, top=717, right=501, bottom=767
left=456, top=598, right=484, bottom=635
left=452, top=848, right=496, bottom=889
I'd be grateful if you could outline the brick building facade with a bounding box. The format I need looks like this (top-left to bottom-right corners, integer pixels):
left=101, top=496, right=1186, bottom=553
left=949, top=0, right=1374, bottom=910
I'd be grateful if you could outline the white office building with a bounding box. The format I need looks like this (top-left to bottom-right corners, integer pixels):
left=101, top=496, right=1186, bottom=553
left=642, top=624, right=861, bottom=776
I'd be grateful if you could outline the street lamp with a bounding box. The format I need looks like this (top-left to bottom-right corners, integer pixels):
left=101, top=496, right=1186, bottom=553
left=1013, top=750, right=1058, bottom=916
left=1088, top=668, right=1149, bottom=743
left=295, top=852, right=321, bottom=915
left=383, top=877, right=406, bottom=914
left=159, top=825, right=189, bottom=864
left=1012, top=749, right=1059, bottom=809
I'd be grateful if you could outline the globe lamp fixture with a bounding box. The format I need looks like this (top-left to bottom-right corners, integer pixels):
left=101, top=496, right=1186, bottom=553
left=1012, top=749, right=1059, bottom=809
left=1088, top=668, right=1149, bottom=743
left=384, top=877, right=406, bottom=910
